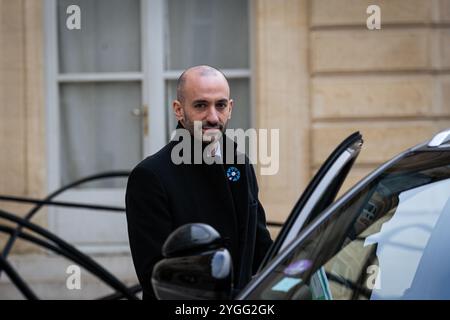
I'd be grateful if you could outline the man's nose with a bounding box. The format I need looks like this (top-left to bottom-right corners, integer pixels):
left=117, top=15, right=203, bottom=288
left=205, top=106, right=219, bottom=124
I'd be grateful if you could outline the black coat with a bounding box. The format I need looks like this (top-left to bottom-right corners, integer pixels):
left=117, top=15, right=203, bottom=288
left=125, top=130, right=273, bottom=300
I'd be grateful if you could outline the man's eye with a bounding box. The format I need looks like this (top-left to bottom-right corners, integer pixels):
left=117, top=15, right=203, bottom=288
left=217, top=103, right=227, bottom=109
left=195, top=104, right=206, bottom=108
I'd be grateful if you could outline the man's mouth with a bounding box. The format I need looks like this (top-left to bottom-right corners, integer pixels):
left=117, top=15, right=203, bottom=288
left=202, top=127, right=221, bottom=132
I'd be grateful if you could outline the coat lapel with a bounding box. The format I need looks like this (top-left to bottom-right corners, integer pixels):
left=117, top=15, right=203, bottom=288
left=171, top=123, right=252, bottom=284
left=221, top=137, right=251, bottom=280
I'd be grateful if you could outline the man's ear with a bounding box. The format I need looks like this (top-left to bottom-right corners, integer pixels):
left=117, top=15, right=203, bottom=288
left=173, top=100, right=184, bottom=122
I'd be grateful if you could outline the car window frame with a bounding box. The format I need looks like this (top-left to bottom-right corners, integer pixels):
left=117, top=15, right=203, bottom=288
left=237, top=142, right=435, bottom=300
left=259, top=132, right=363, bottom=271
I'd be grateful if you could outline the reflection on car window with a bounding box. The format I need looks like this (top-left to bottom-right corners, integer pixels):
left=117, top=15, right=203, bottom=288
left=248, top=151, right=450, bottom=300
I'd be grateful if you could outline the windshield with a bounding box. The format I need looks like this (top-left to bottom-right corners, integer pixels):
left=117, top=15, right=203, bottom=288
left=247, top=150, right=450, bottom=300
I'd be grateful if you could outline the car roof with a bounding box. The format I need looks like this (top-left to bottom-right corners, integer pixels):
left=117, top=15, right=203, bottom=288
left=413, top=128, right=450, bottom=152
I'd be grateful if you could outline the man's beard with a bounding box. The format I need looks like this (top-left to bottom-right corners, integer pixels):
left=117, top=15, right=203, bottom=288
left=182, top=118, right=227, bottom=144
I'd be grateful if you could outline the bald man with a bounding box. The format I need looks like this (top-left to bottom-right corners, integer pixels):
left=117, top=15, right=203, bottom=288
left=125, top=65, right=273, bottom=300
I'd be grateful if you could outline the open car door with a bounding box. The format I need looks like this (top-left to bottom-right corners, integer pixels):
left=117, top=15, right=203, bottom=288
left=259, top=132, right=363, bottom=271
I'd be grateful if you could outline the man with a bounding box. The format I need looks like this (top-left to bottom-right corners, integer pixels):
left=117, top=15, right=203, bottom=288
left=125, top=65, right=273, bottom=300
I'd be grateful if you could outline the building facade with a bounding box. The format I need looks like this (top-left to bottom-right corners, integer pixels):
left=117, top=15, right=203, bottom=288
left=0, top=0, right=449, bottom=298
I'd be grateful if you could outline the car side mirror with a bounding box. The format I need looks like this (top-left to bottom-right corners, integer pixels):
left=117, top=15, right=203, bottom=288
left=162, top=223, right=224, bottom=257
left=151, top=223, right=233, bottom=300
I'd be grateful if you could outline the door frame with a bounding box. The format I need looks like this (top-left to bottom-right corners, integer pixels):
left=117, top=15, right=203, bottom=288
left=43, top=0, right=253, bottom=252
left=43, top=0, right=164, bottom=253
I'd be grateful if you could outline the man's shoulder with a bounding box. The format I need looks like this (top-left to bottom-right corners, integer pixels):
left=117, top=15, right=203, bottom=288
left=132, top=141, right=176, bottom=174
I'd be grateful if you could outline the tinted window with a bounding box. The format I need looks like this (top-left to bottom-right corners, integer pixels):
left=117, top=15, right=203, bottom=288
left=247, top=151, right=450, bottom=300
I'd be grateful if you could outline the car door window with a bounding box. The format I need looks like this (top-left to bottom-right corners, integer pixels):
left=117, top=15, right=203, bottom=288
left=244, top=150, right=450, bottom=300
left=259, top=132, right=363, bottom=270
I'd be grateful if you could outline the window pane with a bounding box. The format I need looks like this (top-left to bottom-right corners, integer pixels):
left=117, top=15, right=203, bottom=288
left=57, top=0, right=141, bottom=73
left=166, top=79, right=250, bottom=138
left=166, top=0, right=249, bottom=70
left=228, top=80, right=251, bottom=131
left=60, top=82, right=142, bottom=188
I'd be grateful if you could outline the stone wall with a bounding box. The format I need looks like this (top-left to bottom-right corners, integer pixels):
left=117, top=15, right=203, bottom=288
left=253, top=0, right=310, bottom=228
left=254, top=0, right=450, bottom=228
left=0, top=0, right=47, bottom=252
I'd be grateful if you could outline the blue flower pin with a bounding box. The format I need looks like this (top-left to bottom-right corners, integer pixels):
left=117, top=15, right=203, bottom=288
left=226, top=166, right=240, bottom=182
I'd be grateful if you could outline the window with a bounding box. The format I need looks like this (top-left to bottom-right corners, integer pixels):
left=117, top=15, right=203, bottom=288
left=45, top=0, right=146, bottom=252
left=163, top=0, right=252, bottom=138
left=56, top=0, right=144, bottom=189
left=45, top=0, right=252, bottom=251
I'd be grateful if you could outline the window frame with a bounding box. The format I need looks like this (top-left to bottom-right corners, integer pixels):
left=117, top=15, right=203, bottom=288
left=44, top=0, right=152, bottom=253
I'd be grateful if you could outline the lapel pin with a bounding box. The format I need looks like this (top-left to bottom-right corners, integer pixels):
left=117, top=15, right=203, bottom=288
left=226, top=167, right=240, bottom=182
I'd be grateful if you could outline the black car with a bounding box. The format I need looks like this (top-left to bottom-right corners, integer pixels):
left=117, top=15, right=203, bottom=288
left=152, top=129, right=450, bottom=300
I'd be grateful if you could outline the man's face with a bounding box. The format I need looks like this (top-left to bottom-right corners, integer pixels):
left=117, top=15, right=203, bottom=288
left=173, top=71, right=233, bottom=143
